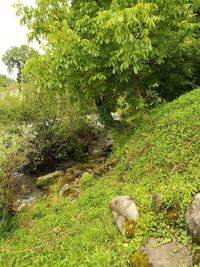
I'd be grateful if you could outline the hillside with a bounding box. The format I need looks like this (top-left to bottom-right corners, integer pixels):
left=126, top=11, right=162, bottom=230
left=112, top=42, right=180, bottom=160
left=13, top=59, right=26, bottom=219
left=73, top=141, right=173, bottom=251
left=1, top=88, right=200, bottom=266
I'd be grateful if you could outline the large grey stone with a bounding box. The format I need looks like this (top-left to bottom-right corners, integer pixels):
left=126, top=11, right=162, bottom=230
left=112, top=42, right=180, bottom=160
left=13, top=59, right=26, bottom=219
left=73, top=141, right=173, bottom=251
left=110, top=196, right=138, bottom=233
left=13, top=196, right=37, bottom=211
left=132, top=238, right=192, bottom=267
left=112, top=210, right=126, bottom=233
left=185, top=193, right=200, bottom=242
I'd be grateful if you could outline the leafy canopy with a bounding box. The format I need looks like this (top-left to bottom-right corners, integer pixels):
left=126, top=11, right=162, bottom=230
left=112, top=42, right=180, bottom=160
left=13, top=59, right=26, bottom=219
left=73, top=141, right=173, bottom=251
left=16, top=0, right=199, bottom=117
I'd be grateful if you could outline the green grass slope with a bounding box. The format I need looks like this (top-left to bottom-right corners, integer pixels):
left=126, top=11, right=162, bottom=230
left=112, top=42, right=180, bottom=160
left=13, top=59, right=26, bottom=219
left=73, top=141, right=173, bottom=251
left=1, top=88, right=200, bottom=267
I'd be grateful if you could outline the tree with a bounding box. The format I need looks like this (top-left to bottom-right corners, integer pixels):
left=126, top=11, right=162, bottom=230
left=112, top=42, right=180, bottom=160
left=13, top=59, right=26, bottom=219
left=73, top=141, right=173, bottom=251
left=16, top=0, right=199, bottom=119
left=2, top=45, right=39, bottom=83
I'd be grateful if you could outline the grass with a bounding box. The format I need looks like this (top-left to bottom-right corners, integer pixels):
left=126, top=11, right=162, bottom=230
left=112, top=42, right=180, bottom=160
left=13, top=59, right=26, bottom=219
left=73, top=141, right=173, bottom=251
left=1, top=88, right=200, bottom=266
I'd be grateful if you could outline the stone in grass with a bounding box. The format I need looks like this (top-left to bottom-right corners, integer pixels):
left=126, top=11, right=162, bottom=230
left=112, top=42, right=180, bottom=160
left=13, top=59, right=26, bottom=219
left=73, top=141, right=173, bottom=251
left=112, top=210, right=126, bottom=233
left=185, top=193, right=200, bottom=243
left=36, top=170, right=63, bottom=188
left=14, top=196, right=37, bottom=211
left=110, top=196, right=138, bottom=234
left=58, top=183, right=74, bottom=198
left=131, top=238, right=192, bottom=267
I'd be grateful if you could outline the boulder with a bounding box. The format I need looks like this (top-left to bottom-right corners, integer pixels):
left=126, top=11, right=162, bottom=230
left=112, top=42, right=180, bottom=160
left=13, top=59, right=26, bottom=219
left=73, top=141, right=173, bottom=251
left=131, top=238, right=192, bottom=267
left=185, top=193, right=200, bottom=242
left=110, top=196, right=138, bottom=233
left=14, top=196, right=37, bottom=211
left=36, top=170, right=63, bottom=188
left=58, top=183, right=72, bottom=198
left=112, top=210, right=126, bottom=233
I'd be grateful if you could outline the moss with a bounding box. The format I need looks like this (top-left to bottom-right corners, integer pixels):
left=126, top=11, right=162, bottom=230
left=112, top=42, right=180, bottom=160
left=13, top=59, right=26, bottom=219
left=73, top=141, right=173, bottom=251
left=165, top=206, right=179, bottom=226
left=36, top=171, right=63, bottom=188
left=131, top=252, right=153, bottom=267
left=93, top=159, right=118, bottom=177
left=193, top=248, right=200, bottom=265
left=124, top=220, right=137, bottom=238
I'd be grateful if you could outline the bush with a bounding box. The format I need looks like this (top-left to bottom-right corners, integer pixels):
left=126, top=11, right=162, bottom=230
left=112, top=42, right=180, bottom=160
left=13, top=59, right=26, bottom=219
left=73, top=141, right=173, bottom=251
left=0, top=83, right=101, bottom=172
left=20, top=85, right=99, bottom=171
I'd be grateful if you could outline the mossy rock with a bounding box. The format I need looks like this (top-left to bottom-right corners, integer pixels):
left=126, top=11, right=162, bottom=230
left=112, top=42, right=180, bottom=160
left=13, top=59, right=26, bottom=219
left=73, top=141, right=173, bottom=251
left=124, top=219, right=137, bottom=238
left=165, top=206, right=179, bottom=226
left=131, top=252, right=153, bottom=267
left=36, top=171, right=63, bottom=188
left=80, top=172, right=94, bottom=188
left=133, top=238, right=192, bottom=267
left=193, top=248, right=200, bottom=265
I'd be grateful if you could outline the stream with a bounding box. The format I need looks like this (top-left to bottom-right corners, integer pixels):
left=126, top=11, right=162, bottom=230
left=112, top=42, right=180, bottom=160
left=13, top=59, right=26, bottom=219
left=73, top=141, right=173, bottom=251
left=11, top=133, right=113, bottom=210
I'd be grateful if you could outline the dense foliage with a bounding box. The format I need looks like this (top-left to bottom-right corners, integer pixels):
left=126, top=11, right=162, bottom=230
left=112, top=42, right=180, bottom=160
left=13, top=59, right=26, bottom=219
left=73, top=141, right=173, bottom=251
left=1, top=88, right=200, bottom=266
left=15, top=0, right=200, bottom=119
left=0, top=84, right=99, bottom=171
left=20, top=85, right=99, bottom=170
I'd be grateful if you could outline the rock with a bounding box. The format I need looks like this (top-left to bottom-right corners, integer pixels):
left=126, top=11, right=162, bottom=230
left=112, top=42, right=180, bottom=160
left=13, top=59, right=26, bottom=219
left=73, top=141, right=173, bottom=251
left=193, top=247, right=200, bottom=265
left=131, top=238, right=192, bottom=267
left=36, top=170, right=63, bottom=188
left=111, top=112, right=121, bottom=121
left=110, top=196, right=138, bottom=233
left=111, top=196, right=139, bottom=220
left=185, top=193, right=200, bottom=242
left=88, top=133, right=113, bottom=160
left=13, top=196, right=37, bottom=211
left=81, top=172, right=90, bottom=177
left=80, top=172, right=94, bottom=189
left=73, top=178, right=80, bottom=187
left=58, top=183, right=71, bottom=198
left=152, top=193, right=161, bottom=212
left=112, top=210, right=126, bottom=233
left=166, top=206, right=180, bottom=226
left=103, top=138, right=113, bottom=153
left=10, top=172, right=40, bottom=202
left=17, top=203, right=28, bottom=211
left=68, top=168, right=82, bottom=178
left=131, top=251, right=152, bottom=267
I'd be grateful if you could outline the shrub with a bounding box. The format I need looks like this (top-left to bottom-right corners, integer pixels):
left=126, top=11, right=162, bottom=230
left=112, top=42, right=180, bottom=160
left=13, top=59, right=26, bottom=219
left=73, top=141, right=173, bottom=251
left=20, top=85, right=100, bottom=171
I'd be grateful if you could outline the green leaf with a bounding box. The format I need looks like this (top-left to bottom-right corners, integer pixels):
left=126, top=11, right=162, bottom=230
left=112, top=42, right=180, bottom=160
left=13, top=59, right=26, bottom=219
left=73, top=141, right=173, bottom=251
left=133, top=66, right=139, bottom=74
left=115, top=30, right=123, bottom=44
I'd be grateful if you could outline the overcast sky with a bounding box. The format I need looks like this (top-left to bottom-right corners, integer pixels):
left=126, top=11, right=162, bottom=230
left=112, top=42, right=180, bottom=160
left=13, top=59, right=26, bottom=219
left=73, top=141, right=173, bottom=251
left=0, top=0, right=38, bottom=78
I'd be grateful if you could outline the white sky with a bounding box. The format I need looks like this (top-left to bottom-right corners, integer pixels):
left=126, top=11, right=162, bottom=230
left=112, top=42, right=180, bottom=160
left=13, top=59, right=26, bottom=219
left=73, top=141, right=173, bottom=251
left=0, top=0, right=39, bottom=78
